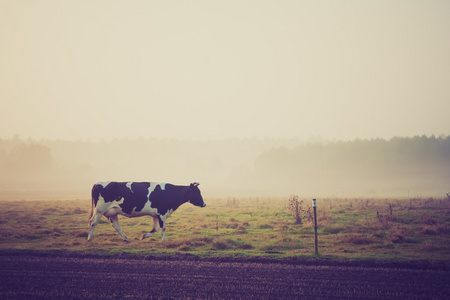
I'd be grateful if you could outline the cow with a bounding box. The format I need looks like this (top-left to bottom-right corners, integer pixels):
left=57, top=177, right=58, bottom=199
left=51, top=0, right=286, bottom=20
left=87, top=181, right=206, bottom=243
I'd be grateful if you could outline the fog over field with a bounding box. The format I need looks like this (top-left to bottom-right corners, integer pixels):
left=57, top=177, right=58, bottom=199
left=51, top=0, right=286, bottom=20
left=0, top=136, right=448, bottom=198
left=1, top=2, right=449, bottom=199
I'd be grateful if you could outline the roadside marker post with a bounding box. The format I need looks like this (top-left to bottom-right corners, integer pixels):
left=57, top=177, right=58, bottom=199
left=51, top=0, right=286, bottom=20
left=313, top=199, right=319, bottom=255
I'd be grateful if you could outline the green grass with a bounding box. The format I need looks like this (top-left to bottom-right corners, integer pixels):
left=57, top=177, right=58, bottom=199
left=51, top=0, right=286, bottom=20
left=0, top=197, right=449, bottom=262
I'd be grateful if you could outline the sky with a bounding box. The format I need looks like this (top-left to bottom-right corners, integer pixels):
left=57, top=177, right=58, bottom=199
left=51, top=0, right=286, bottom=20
left=1, top=0, right=449, bottom=141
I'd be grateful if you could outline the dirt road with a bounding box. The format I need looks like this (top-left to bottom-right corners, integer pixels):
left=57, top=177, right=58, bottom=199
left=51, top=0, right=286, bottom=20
left=0, top=253, right=448, bottom=299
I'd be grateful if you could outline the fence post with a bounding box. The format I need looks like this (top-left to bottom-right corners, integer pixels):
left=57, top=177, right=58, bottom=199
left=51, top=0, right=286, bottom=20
left=313, top=199, right=319, bottom=255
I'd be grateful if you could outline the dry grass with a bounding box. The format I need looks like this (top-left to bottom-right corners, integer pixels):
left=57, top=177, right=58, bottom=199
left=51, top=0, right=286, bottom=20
left=0, top=196, right=449, bottom=261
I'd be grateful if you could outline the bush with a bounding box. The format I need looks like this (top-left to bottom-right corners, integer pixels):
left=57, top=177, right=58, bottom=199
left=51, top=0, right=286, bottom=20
left=286, top=195, right=305, bottom=225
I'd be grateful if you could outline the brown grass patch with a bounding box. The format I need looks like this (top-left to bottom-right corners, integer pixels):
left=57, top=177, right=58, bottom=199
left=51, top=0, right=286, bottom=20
left=340, top=234, right=375, bottom=245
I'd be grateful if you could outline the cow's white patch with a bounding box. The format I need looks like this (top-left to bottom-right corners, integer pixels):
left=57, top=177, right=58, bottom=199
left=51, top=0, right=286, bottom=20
left=149, top=182, right=166, bottom=191
left=128, top=200, right=158, bottom=217
left=126, top=182, right=133, bottom=191
left=95, top=194, right=125, bottom=216
left=97, top=181, right=111, bottom=188
left=146, top=182, right=166, bottom=199
left=159, top=209, right=174, bottom=222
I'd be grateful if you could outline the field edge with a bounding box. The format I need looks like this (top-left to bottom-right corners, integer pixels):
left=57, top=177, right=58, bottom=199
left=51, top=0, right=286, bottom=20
left=0, top=248, right=448, bottom=271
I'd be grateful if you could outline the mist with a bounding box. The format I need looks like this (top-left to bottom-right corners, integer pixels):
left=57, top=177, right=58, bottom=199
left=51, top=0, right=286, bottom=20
left=1, top=1, right=450, bottom=142
left=0, top=136, right=448, bottom=199
left=1, top=2, right=450, bottom=199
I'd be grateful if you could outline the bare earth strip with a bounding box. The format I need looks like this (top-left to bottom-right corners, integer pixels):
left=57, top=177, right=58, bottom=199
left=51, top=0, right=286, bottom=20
left=0, top=254, right=448, bottom=299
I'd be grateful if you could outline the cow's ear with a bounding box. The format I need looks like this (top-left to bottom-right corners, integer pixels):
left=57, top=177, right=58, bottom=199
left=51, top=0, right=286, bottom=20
left=190, top=182, right=200, bottom=188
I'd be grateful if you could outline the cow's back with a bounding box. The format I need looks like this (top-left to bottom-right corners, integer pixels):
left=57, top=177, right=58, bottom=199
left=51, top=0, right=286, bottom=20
left=92, top=182, right=154, bottom=215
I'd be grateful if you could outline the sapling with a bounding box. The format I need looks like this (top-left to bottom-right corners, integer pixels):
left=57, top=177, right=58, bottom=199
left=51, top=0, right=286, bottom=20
left=287, top=195, right=306, bottom=225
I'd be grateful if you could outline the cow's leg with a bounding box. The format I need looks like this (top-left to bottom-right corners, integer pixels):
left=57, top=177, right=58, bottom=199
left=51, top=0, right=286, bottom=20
left=87, top=212, right=103, bottom=242
left=141, top=217, right=159, bottom=240
left=109, top=215, right=131, bottom=243
left=158, top=216, right=166, bottom=241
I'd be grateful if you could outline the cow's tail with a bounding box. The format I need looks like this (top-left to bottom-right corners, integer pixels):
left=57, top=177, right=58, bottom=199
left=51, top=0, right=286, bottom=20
left=88, top=197, right=94, bottom=226
left=88, top=184, right=98, bottom=226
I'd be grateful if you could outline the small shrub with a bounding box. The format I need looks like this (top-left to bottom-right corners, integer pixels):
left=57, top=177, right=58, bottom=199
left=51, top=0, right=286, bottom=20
left=286, top=195, right=305, bottom=225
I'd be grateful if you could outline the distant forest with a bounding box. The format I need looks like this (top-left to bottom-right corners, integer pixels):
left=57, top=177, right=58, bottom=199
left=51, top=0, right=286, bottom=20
left=0, top=135, right=449, bottom=198
left=255, top=136, right=450, bottom=197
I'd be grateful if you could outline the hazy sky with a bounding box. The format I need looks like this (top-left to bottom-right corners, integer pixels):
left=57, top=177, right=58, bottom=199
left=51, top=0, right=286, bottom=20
left=1, top=1, right=449, bottom=141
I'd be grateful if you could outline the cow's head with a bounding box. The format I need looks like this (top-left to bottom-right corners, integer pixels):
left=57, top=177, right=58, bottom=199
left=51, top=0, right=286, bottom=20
left=189, top=182, right=206, bottom=207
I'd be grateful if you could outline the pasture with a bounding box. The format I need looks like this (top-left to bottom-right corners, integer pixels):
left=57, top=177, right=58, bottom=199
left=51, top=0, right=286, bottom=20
left=0, top=196, right=449, bottom=262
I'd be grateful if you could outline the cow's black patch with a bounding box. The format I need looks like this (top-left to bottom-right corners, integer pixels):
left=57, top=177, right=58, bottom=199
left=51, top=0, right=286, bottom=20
left=94, top=182, right=150, bottom=215
left=157, top=215, right=164, bottom=229
left=121, top=182, right=151, bottom=214
left=149, top=184, right=189, bottom=216
left=93, top=182, right=125, bottom=205
left=92, top=184, right=103, bottom=206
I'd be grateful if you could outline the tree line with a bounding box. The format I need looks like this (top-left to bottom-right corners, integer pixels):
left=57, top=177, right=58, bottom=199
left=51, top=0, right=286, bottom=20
left=0, top=135, right=448, bottom=197
left=254, top=135, right=450, bottom=196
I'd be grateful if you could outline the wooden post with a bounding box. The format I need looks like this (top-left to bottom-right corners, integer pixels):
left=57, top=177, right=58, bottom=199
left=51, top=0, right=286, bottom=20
left=313, top=199, right=319, bottom=255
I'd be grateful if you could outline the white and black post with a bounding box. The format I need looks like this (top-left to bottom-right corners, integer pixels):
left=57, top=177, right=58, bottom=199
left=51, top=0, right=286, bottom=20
left=313, top=199, right=319, bottom=255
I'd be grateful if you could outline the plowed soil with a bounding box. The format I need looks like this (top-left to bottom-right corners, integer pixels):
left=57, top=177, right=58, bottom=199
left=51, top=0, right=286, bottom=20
left=0, top=252, right=448, bottom=299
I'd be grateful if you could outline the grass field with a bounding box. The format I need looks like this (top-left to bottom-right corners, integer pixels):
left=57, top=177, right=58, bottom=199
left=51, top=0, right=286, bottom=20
left=0, top=196, right=449, bottom=262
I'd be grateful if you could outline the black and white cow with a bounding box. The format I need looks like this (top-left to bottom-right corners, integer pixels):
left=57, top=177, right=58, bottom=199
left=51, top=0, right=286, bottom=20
left=87, top=182, right=206, bottom=243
